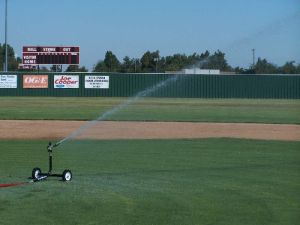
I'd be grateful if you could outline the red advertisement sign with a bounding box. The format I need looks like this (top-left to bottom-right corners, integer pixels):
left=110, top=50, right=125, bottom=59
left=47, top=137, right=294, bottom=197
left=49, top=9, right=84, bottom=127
left=23, top=75, right=48, bottom=88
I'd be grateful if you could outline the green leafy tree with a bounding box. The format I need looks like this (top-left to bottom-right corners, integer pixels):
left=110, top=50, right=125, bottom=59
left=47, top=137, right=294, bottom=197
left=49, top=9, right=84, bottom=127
left=120, top=56, right=139, bottom=73
left=161, top=51, right=211, bottom=72
left=38, top=66, right=49, bottom=72
left=50, top=65, right=63, bottom=72
left=0, top=44, right=3, bottom=70
left=296, top=64, right=300, bottom=74
left=93, top=60, right=106, bottom=72
left=234, top=66, right=245, bottom=74
left=103, top=51, right=120, bottom=72
left=93, top=51, right=120, bottom=72
left=65, top=65, right=88, bottom=72
left=205, top=50, right=231, bottom=71
left=279, top=61, right=297, bottom=74
left=0, top=44, right=19, bottom=71
left=163, top=54, right=188, bottom=72
left=254, top=58, right=278, bottom=74
left=140, top=50, right=160, bottom=72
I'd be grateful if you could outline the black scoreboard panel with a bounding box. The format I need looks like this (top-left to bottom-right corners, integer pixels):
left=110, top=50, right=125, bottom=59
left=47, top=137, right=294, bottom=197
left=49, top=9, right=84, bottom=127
left=22, top=46, right=80, bottom=65
left=36, top=53, right=79, bottom=65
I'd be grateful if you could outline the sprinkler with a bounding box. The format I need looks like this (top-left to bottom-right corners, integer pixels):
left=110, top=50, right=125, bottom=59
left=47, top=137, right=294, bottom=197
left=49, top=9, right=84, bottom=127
left=31, top=142, right=72, bottom=182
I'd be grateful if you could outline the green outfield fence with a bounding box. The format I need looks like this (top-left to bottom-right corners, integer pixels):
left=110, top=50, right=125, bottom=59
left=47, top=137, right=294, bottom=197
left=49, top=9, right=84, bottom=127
left=0, top=72, right=299, bottom=99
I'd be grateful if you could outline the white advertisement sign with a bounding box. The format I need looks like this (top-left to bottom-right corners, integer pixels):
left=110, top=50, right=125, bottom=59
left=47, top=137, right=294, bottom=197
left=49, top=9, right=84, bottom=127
left=54, top=75, right=79, bottom=88
left=85, top=76, right=109, bottom=89
left=0, top=75, right=17, bottom=88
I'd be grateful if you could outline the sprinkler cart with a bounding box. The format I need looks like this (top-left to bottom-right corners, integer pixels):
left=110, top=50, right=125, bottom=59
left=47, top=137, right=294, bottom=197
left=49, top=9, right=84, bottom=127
left=31, top=142, right=72, bottom=182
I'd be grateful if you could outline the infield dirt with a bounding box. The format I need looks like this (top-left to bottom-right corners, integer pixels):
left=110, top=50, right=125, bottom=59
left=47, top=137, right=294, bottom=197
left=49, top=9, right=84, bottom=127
left=1, top=120, right=299, bottom=141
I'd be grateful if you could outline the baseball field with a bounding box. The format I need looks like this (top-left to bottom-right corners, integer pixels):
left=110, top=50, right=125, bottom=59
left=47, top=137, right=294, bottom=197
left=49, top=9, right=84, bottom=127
left=0, top=97, right=300, bottom=225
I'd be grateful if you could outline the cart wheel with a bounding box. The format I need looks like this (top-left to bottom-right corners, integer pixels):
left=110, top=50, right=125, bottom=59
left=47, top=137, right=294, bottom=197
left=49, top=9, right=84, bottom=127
left=62, top=170, right=72, bottom=181
left=32, top=167, right=41, bottom=179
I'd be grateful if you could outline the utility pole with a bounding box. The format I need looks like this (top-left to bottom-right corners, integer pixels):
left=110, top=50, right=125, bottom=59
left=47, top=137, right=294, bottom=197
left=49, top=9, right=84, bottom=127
left=4, top=0, right=8, bottom=71
left=155, top=57, right=159, bottom=73
left=252, top=48, right=255, bottom=68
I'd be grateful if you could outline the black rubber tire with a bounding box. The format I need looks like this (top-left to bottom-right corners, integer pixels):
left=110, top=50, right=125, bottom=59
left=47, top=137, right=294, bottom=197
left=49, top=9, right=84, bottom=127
left=32, top=167, right=41, bottom=179
left=62, top=170, right=72, bottom=181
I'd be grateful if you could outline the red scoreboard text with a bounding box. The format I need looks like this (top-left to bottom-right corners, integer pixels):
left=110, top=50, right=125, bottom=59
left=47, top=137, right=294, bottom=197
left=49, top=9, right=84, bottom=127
left=22, top=46, right=80, bottom=65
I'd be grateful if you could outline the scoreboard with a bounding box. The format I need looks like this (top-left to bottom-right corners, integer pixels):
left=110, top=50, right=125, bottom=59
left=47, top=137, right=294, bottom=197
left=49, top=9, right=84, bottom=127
left=22, top=46, right=80, bottom=65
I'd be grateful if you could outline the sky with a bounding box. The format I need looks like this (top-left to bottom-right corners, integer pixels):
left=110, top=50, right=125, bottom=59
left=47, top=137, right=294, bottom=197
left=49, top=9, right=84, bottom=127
left=0, top=0, right=299, bottom=70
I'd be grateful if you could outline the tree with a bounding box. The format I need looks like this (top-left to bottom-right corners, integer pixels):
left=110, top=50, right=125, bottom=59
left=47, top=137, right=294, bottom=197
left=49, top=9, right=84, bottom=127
left=93, top=51, right=120, bottom=72
left=39, top=66, right=49, bottom=72
left=140, top=50, right=160, bottom=72
left=119, top=56, right=140, bottom=73
left=205, top=50, right=231, bottom=71
left=50, top=65, right=63, bottom=72
left=0, top=44, right=2, bottom=70
left=254, top=58, right=277, bottom=74
left=103, top=51, right=120, bottom=72
left=93, top=60, right=106, bottom=72
left=48, top=49, right=300, bottom=74
left=65, top=65, right=88, bottom=72
left=296, top=64, right=300, bottom=74
left=200, top=50, right=210, bottom=59
left=234, top=66, right=245, bottom=74
left=0, top=44, right=19, bottom=71
left=163, top=54, right=189, bottom=72
left=279, top=61, right=297, bottom=74
left=121, top=56, right=133, bottom=73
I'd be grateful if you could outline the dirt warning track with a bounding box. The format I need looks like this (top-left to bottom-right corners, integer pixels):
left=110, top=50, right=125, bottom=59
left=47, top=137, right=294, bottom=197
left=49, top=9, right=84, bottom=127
left=1, top=120, right=299, bottom=141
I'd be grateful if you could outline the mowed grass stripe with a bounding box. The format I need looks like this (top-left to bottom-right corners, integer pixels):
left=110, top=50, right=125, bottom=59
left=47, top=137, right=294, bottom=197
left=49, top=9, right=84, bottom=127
left=0, top=97, right=299, bottom=124
left=0, top=139, right=299, bottom=225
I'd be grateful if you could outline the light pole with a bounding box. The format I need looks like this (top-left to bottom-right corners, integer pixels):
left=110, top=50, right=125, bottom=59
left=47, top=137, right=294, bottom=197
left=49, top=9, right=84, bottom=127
left=252, top=48, right=255, bottom=68
left=155, top=57, right=159, bottom=73
left=4, top=0, right=8, bottom=72
left=134, top=59, right=137, bottom=73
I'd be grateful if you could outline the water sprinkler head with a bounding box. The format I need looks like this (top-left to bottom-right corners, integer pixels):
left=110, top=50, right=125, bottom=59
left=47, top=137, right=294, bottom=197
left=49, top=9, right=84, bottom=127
left=47, top=141, right=60, bottom=152
left=47, top=142, right=53, bottom=152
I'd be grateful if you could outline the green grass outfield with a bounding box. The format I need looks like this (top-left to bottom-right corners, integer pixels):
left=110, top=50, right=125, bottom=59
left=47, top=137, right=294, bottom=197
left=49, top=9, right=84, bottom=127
left=1, top=97, right=299, bottom=224
left=0, top=97, right=300, bottom=123
left=0, top=139, right=299, bottom=225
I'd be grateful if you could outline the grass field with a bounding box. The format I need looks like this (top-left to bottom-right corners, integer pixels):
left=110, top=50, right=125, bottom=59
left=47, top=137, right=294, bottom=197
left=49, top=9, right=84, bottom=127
left=0, top=97, right=299, bottom=124
left=0, top=139, right=299, bottom=225
left=0, top=96, right=299, bottom=225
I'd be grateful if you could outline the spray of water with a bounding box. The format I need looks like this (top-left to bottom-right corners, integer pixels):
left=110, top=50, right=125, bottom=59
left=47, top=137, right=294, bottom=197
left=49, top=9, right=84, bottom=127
left=188, top=11, right=300, bottom=69
left=188, top=58, right=209, bottom=70
left=56, top=74, right=180, bottom=145
left=56, top=12, right=300, bottom=146
left=225, top=10, right=300, bottom=52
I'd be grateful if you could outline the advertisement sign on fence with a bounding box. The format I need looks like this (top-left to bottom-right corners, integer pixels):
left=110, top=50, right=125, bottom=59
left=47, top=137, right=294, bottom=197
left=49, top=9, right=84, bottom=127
left=23, top=75, right=48, bottom=88
left=0, top=75, right=17, bottom=88
left=54, top=75, right=79, bottom=88
left=85, top=76, right=109, bottom=89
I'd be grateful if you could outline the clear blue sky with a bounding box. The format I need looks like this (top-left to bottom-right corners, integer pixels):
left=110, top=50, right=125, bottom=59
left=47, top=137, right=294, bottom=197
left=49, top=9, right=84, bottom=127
left=0, top=0, right=299, bottom=70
